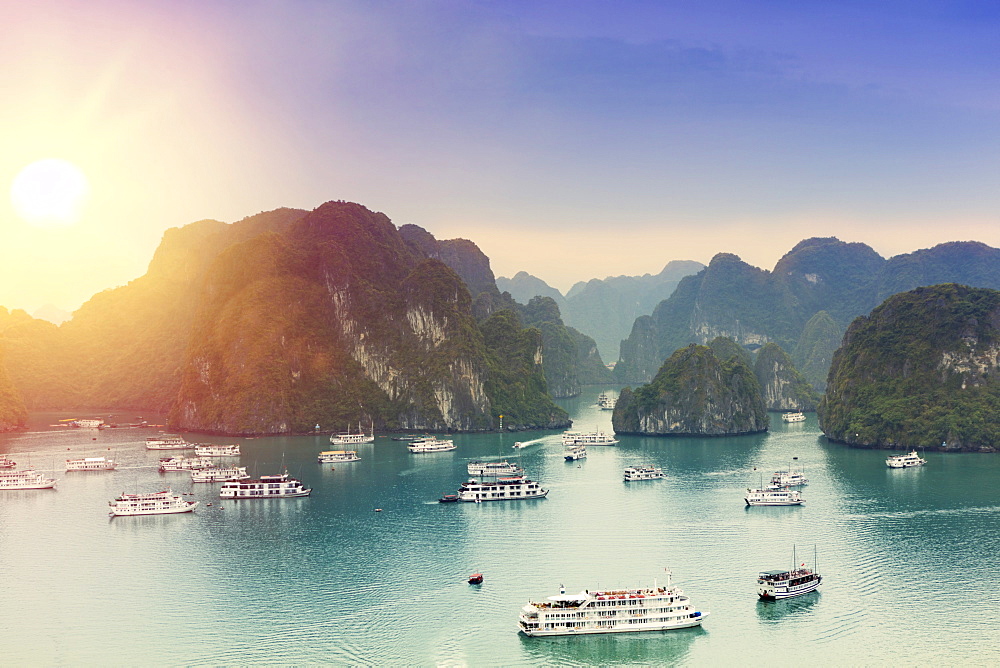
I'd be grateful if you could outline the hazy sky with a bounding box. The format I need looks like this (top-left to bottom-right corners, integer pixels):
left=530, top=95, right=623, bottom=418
left=3, top=0, right=1000, bottom=313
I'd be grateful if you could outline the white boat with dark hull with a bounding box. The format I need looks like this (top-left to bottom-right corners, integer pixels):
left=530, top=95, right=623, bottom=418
left=0, top=455, right=18, bottom=469
left=317, top=450, right=361, bottom=463
left=597, top=392, right=617, bottom=411
left=518, top=571, right=708, bottom=636
left=220, top=473, right=311, bottom=499
left=145, top=434, right=193, bottom=450
left=467, top=460, right=523, bottom=476
left=191, top=466, right=250, bottom=483
left=781, top=411, right=806, bottom=423
left=66, top=456, right=117, bottom=472
left=886, top=451, right=927, bottom=468
left=159, top=456, right=213, bottom=472
left=624, top=466, right=664, bottom=482
left=0, top=469, right=57, bottom=490
left=561, top=430, right=618, bottom=447
left=745, top=485, right=804, bottom=506
left=458, top=475, right=547, bottom=502
left=329, top=423, right=375, bottom=446
left=407, top=437, right=456, bottom=453
left=564, top=445, right=587, bottom=461
left=108, top=490, right=197, bottom=516
left=770, top=468, right=808, bottom=487
left=757, top=548, right=822, bottom=600
left=193, top=443, right=241, bottom=457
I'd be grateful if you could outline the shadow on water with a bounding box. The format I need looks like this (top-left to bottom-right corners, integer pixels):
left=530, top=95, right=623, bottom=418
left=518, top=625, right=706, bottom=666
left=755, top=592, right=821, bottom=623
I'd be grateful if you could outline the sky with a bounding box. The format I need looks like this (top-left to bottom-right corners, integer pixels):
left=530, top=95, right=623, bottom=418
left=3, top=0, right=1000, bottom=315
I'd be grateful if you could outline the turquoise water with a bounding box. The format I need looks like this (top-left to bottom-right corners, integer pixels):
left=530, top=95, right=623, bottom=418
left=2, top=391, right=999, bottom=666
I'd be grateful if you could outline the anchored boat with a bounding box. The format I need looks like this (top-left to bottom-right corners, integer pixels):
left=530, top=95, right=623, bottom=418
left=519, top=571, right=707, bottom=636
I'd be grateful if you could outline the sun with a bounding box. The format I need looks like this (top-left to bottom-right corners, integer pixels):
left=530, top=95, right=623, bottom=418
left=10, top=158, right=90, bottom=228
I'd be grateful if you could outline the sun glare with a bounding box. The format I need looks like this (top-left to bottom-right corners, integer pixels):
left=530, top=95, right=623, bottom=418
left=10, top=159, right=90, bottom=228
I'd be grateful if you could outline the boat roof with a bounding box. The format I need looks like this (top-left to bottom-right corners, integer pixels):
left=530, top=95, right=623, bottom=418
left=547, top=593, right=587, bottom=602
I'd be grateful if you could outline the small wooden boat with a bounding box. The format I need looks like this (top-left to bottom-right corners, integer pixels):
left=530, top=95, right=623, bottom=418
left=468, top=573, right=483, bottom=585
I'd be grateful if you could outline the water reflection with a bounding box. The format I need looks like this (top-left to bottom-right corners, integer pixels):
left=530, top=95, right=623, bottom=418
left=519, top=625, right=706, bottom=666
left=756, top=592, right=821, bottom=623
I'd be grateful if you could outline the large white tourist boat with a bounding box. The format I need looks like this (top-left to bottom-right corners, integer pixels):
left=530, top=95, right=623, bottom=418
left=108, top=490, right=197, bottom=516
left=457, top=475, right=547, bottom=502
left=66, top=456, right=117, bottom=472
left=561, top=430, right=618, bottom=446
left=72, top=418, right=105, bottom=429
left=771, top=468, right=808, bottom=486
left=191, top=466, right=250, bottom=483
left=624, top=465, right=664, bottom=482
left=0, top=455, right=17, bottom=468
left=193, top=443, right=241, bottom=457
left=564, top=444, right=587, bottom=461
left=159, top=456, right=213, bottom=472
left=518, top=571, right=708, bottom=636
left=317, top=450, right=361, bottom=463
left=329, top=423, right=375, bottom=446
left=886, top=450, right=927, bottom=468
left=757, top=548, right=822, bottom=600
left=467, top=460, right=523, bottom=476
left=407, top=437, right=457, bottom=453
left=219, top=472, right=312, bottom=499
left=0, top=469, right=57, bottom=490
left=745, top=485, right=804, bottom=506
left=781, top=411, right=806, bottom=423
left=145, top=434, right=193, bottom=450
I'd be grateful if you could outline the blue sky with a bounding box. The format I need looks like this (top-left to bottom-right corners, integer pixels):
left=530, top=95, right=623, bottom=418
left=3, top=0, right=1000, bottom=311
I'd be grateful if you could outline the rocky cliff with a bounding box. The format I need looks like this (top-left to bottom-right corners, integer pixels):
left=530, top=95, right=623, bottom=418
left=820, top=284, right=1000, bottom=451
left=169, top=202, right=568, bottom=434
left=612, top=344, right=767, bottom=436
left=753, top=343, right=820, bottom=411
left=614, top=238, right=1000, bottom=387
left=0, top=341, right=27, bottom=431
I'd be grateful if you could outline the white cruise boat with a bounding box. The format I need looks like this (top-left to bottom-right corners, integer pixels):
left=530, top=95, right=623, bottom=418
left=561, top=430, right=618, bottom=446
left=66, top=456, right=117, bottom=472
left=519, top=571, right=708, bottom=636
left=467, top=460, right=523, bottom=476
left=329, top=423, right=375, bottom=446
left=193, top=443, right=241, bottom=457
left=458, top=475, right=548, bottom=502
left=757, top=548, right=822, bottom=600
left=73, top=418, right=105, bottom=429
left=407, top=437, right=456, bottom=453
left=781, top=411, right=806, bottom=423
left=745, top=485, right=804, bottom=506
left=624, top=465, right=664, bottom=482
left=0, top=455, right=17, bottom=468
left=318, top=450, right=361, bottom=463
left=145, top=434, right=193, bottom=450
left=597, top=392, right=617, bottom=411
left=191, top=466, right=250, bottom=483
left=564, top=444, right=587, bottom=461
left=159, top=456, right=213, bottom=472
left=886, top=450, right=927, bottom=468
left=108, top=490, right=197, bottom=516
left=770, top=468, right=808, bottom=486
left=220, top=472, right=311, bottom=499
left=0, top=469, right=57, bottom=490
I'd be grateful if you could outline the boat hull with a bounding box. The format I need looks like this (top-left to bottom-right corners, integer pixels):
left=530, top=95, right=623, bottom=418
left=110, top=502, right=198, bottom=517
left=758, top=577, right=822, bottom=600
left=459, top=490, right=548, bottom=502
left=520, top=614, right=707, bottom=636
left=0, top=481, right=57, bottom=490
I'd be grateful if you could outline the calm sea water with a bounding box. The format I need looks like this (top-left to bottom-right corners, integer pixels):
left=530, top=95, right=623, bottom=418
left=2, top=391, right=999, bottom=666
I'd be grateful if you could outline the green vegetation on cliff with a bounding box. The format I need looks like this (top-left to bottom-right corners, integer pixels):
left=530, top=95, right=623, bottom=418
left=820, top=284, right=1000, bottom=451
left=0, top=341, right=27, bottom=431
left=753, top=342, right=820, bottom=411
left=613, top=344, right=767, bottom=436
